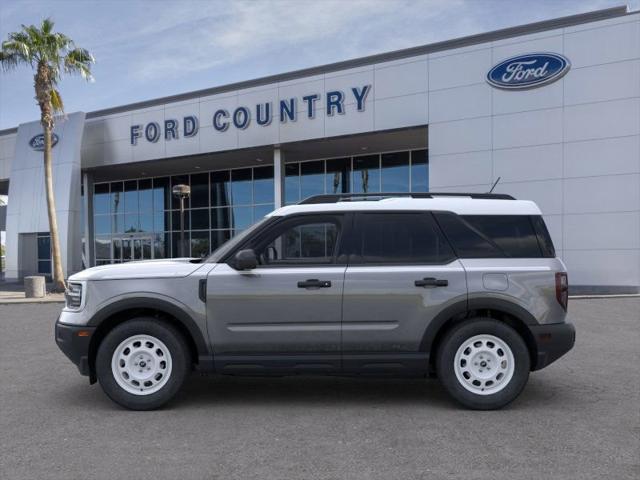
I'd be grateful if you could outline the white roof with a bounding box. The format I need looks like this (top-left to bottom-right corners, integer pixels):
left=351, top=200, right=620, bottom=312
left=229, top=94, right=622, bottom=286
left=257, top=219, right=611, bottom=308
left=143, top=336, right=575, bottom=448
left=269, top=196, right=542, bottom=217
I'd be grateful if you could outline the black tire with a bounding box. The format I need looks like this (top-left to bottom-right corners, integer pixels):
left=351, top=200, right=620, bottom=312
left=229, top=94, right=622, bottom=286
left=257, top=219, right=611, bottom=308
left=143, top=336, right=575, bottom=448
left=96, top=318, right=191, bottom=410
left=436, top=318, right=530, bottom=410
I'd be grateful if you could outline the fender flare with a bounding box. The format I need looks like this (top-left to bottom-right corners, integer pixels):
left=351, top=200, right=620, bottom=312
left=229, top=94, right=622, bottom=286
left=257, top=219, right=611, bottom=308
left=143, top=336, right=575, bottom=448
left=419, top=297, right=539, bottom=353
left=88, top=297, right=210, bottom=357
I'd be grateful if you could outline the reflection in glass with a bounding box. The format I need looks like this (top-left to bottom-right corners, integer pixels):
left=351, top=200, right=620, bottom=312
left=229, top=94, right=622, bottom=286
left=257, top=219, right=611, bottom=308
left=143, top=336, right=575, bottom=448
left=139, top=213, right=153, bottom=232
left=411, top=149, right=429, bottom=192
left=211, top=230, right=231, bottom=251
left=190, top=173, right=209, bottom=208
left=154, top=212, right=168, bottom=232
left=232, top=206, right=253, bottom=230
left=38, top=260, right=51, bottom=274
left=253, top=166, right=274, bottom=204
left=94, top=184, right=110, bottom=214
left=211, top=171, right=231, bottom=207
left=381, top=152, right=410, bottom=192
left=124, top=180, right=138, bottom=212
left=37, top=235, right=51, bottom=259
left=300, top=161, right=324, bottom=200
left=191, top=208, right=209, bottom=230
left=138, top=179, right=153, bottom=212
left=190, top=231, right=210, bottom=258
left=94, top=215, right=111, bottom=235
left=211, top=207, right=231, bottom=229
left=254, top=204, right=274, bottom=221
left=153, top=233, right=168, bottom=259
left=113, top=238, right=122, bottom=261
left=285, top=163, right=300, bottom=205
left=124, top=213, right=139, bottom=232
left=325, top=158, right=350, bottom=194
left=352, top=155, right=380, bottom=193
left=231, top=168, right=252, bottom=205
left=95, top=236, right=111, bottom=259
left=153, top=177, right=170, bottom=211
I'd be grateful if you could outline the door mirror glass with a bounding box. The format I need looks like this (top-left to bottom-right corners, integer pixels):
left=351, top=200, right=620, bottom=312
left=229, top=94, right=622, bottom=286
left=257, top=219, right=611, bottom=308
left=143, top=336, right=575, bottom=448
left=233, top=249, right=258, bottom=270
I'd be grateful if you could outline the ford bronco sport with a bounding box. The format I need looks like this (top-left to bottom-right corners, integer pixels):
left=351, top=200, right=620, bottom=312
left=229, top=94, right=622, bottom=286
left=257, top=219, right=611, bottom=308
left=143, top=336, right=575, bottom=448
left=56, top=193, right=575, bottom=410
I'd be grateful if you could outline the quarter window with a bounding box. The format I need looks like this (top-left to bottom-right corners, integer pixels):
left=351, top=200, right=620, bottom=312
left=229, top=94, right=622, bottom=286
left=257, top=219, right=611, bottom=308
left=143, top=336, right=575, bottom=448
left=352, top=213, right=454, bottom=264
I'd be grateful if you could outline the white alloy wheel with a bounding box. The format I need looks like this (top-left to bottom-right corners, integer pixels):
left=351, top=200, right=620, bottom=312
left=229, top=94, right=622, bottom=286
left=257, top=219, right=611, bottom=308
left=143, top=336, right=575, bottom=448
left=453, top=334, right=515, bottom=395
left=111, top=334, right=173, bottom=395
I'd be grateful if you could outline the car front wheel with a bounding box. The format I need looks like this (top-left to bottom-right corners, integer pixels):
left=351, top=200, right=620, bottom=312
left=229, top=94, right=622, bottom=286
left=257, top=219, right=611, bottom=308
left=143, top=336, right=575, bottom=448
left=436, top=318, right=530, bottom=410
left=96, top=318, right=191, bottom=410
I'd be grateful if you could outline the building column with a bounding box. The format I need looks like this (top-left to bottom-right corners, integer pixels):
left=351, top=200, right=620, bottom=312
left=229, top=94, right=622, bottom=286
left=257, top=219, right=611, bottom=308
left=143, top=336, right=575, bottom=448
left=273, top=147, right=285, bottom=208
left=83, top=172, right=95, bottom=268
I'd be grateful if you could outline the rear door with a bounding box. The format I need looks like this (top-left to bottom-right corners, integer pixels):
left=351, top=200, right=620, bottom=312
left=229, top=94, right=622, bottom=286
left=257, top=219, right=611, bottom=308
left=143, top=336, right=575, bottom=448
left=341, top=212, right=467, bottom=373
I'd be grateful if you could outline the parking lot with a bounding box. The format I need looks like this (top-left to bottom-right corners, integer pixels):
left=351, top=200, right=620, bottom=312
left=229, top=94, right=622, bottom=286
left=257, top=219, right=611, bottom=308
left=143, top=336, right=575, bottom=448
left=0, top=298, right=638, bottom=480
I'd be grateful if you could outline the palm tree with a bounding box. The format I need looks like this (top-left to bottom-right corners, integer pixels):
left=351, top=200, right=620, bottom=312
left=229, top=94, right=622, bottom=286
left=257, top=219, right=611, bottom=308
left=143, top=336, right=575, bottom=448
left=0, top=18, right=94, bottom=292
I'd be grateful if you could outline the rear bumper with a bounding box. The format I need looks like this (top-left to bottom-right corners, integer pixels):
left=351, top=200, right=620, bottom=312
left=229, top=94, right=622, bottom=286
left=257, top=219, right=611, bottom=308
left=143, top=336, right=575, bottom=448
left=55, top=319, right=95, bottom=377
left=530, top=322, right=576, bottom=371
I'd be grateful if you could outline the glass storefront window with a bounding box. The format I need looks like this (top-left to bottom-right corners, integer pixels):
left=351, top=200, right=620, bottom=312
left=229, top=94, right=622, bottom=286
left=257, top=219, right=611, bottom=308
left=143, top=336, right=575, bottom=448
left=325, top=158, right=350, bottom=194
left=94, top=183, right=110, bottom=214
left=139, top=179, right=153, bottom=212
left=352, top=155, right=381, bottom=193
left=190, top=173, right=209, bottom=208
left=411, top=149, right=429, bottom=192
left=300, top=160, right=325, bottom=200
left=381, top=151, right=410, bottom=192
left=253, top=166, right=274, bottom=204
left=92, top=151, right=427, bottom=265
left=231, top=168, right=252, bottom=205
left=285, top=163, right=300, bottom=205
left=210, top=171, right=231, bottom=207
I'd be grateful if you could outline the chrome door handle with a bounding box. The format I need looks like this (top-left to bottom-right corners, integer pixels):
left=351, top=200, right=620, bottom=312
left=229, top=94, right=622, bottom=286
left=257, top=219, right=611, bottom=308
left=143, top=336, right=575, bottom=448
left=415, top=277, right=448, bottom=288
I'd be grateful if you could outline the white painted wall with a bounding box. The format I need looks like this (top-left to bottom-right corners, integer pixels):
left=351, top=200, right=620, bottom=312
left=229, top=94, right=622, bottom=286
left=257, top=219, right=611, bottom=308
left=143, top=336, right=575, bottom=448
left=428, top=12, right=640, bottom=290
left=5, top=113, right=85, bottom=280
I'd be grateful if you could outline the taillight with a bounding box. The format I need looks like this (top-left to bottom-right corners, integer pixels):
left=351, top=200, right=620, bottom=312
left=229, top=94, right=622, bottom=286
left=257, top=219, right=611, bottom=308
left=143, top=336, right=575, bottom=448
left=555, top=272, right=568, bottom=311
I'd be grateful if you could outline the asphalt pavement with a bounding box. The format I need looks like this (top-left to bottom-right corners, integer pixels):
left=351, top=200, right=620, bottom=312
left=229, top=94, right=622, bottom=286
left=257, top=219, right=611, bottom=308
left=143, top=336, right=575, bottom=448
left=0, top=298, right=638, bottom=480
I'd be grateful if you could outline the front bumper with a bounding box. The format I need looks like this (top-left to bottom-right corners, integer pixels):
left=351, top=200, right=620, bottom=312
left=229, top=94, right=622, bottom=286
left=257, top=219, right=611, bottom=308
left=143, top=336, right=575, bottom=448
left=55, top=318, right=96, bottom=377
left=530, top=321, right=576, bottom=371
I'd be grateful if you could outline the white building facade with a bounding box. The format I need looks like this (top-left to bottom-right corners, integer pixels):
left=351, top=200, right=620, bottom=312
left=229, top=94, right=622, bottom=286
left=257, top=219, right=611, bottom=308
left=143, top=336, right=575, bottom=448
left=0, top=6, right=638, bottom=293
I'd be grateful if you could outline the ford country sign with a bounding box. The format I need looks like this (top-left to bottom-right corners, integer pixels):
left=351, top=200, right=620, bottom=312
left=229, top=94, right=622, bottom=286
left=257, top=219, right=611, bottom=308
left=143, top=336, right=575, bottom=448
left=487, top=53, right=570, bottom=90
left=29, top=133, right=59, bottom=151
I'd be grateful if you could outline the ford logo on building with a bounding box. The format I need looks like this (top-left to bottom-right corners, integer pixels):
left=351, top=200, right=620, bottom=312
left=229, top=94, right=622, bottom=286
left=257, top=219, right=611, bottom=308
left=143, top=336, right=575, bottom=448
left=487, top=53, right=570, bottom=90
left=29, top=133, right=59, bottom=151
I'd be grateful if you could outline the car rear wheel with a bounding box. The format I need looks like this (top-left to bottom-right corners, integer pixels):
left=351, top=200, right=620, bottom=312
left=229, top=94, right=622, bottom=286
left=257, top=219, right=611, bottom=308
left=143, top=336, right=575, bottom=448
left=436, top=318, right=530, bottom=410
left=96, top=318, right=190, bottom=410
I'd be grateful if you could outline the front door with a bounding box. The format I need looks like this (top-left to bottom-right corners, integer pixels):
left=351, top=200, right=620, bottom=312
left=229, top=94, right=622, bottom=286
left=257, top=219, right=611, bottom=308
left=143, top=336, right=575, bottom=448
left=115, top=235, right=153, bottom=262
left=341, top=212, right=467, bottom=373
left=207, top=214, right=347, bottom=373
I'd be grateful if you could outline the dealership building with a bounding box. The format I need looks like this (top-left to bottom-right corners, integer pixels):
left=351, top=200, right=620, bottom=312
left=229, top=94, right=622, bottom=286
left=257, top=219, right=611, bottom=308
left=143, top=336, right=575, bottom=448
left=0, top=5, right=639, bottom=293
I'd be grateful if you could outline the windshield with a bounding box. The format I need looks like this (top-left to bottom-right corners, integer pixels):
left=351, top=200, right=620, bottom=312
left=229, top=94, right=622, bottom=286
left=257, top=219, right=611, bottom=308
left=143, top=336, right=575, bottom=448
left=205, top=217, right=271, bottom=263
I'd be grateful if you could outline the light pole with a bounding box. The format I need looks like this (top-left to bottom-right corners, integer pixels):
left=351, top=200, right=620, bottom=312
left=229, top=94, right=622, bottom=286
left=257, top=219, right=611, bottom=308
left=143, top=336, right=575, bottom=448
left=172, top=184, right=191, bottom=257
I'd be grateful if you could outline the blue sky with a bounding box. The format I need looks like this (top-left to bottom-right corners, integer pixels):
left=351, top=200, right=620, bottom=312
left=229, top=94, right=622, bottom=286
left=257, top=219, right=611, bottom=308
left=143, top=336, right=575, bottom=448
left=0, top=0, right=633, bottom=130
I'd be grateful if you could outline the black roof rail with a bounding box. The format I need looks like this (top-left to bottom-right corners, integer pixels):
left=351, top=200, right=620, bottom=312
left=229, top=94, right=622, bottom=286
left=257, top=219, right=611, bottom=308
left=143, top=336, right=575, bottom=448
left=298, top=192, right=515, bottom=204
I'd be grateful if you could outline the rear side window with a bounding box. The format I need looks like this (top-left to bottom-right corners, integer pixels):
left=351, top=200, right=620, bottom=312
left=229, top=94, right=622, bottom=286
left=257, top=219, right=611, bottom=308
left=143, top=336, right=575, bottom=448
left=435, top=213, right=553, bottom=258
left=351, top=213, right=455, bottom=264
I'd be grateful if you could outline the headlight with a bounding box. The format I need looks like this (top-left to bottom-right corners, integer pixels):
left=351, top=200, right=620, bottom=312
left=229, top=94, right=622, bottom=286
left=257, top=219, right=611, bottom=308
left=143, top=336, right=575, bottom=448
left=65, top=282, right=84, bottom=309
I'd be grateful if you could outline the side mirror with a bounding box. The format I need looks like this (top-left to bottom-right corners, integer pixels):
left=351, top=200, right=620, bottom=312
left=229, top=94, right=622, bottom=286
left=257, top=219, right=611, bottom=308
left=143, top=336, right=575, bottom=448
left=233, top=249, right=258, bottom=270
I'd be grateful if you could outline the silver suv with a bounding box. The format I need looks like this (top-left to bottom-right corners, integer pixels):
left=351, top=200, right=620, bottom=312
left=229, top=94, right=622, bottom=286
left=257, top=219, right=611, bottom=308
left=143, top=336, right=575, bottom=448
left=55, top=193, right=575, bottom=410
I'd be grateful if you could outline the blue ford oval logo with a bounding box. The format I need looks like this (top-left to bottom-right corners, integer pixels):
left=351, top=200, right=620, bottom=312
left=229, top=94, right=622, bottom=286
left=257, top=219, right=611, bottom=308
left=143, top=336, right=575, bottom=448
left=29, top=133, right=59, bottom=151
left=487, top=53, right=570, bottom=90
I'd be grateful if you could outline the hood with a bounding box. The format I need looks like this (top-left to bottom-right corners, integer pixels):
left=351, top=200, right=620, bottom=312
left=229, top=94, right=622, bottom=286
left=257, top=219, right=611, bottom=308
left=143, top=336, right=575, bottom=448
left=69, top=258, right=205, bottom=281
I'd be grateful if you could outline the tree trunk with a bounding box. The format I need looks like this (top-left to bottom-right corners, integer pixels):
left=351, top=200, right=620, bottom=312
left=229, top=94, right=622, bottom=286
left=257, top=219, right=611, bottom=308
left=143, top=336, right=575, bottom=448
left=43, top=122, right=66, bottom=292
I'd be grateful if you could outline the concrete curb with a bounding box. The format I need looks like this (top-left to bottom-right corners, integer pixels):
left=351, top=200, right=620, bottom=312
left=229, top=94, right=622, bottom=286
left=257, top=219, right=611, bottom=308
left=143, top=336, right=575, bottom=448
left=0, top=295, right=65, bottom=305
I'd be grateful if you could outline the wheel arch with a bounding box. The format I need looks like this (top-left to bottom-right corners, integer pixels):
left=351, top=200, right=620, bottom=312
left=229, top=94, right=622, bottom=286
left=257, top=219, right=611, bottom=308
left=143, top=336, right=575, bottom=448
left=86, top=298, right=209, bottom=383
left=422, top=298, right=539, bottom=372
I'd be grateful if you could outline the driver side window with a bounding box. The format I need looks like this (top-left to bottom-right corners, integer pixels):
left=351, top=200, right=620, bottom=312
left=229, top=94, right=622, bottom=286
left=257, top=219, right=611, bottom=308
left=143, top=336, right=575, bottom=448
left=255, top=216, right=341, bottom=266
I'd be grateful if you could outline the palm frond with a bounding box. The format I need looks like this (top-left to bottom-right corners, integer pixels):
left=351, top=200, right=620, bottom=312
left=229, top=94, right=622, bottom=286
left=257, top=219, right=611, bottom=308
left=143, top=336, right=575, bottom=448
left=50, top=88, right=64, bottom=113
left=64, top=47, right=94, bottom=81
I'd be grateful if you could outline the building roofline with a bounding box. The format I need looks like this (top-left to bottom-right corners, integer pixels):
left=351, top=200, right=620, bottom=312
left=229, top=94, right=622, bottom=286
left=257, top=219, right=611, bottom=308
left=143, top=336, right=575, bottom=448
left=0, top=5, right=631, bottom=135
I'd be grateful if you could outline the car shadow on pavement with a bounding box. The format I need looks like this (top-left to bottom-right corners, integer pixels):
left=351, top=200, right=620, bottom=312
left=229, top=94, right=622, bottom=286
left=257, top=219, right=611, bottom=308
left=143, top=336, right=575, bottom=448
left=55, top=371, right=576, bottom=412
